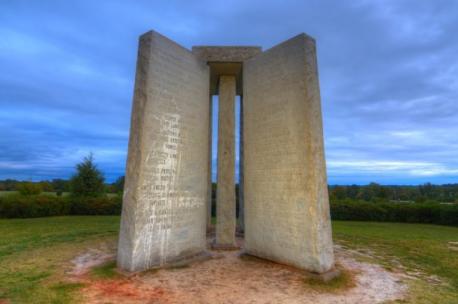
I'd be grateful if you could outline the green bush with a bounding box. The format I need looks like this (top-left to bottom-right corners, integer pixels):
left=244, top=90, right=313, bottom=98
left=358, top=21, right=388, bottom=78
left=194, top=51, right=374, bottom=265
left=70, top=154, right=105, bottom=197
left=0, top=193, right=121, bottom=218
left=17, top=182, right=43, bottom=196
left=331, top=200, right=458, bottom=226
left=1, top=191, right=456, bottom=226
left=69, top=195, right=122, bottom=215
left=0, top=194, right=69, bottom=218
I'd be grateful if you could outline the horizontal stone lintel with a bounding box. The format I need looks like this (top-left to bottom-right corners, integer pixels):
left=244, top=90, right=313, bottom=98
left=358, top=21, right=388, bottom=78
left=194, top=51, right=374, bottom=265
left=192, top=46, right=262, bottom=63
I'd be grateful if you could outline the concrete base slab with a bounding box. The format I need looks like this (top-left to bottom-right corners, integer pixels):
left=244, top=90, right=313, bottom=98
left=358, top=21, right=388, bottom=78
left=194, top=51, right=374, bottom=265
left=235, top=230, right=244, bottom=238
left=306, top=268, right=341, bottom=283
left=117, top=251, right=214, bottom=276
left=163, top=251, right=214, bottom=269
left=238, top=251, right=340, bottom=282
left=211, top=242, right=240, bottom=251
left=206, top=225, right=215, bottom=235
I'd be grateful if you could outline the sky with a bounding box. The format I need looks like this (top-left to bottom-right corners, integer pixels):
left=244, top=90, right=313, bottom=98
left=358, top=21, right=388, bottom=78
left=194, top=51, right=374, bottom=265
left=1, top=0, right=457, bottom=185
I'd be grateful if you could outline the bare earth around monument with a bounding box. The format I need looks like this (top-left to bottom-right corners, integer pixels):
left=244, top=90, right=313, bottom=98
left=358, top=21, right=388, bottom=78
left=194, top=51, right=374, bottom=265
left=111, top=30, right=407, bottom=302
left=68, top=238, right=406, bottom=304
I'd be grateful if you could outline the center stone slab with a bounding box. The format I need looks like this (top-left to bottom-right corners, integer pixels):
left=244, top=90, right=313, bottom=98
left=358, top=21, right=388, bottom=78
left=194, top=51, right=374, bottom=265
left=215, top=75, right=237, bottom=248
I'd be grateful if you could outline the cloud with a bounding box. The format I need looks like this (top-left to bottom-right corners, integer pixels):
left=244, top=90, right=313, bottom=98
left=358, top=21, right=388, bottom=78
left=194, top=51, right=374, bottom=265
left=0, top=0, right=457, bottom=184
left=328, top=160, right=458, bottom=176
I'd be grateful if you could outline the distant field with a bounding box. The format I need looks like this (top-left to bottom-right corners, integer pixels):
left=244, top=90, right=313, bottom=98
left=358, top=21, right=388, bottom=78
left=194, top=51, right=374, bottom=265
left=0, top=191, right=118, bottom=197
left=0, top=191, right=70, bottom=197
left=0, top=217, right=457, bottom=303
left=0, top=191, right=18, bottom=196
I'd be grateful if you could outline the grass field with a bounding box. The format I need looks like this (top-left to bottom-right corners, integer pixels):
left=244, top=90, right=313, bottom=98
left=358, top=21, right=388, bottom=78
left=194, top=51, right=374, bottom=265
left=0, top=191, right=118, bottom=197
left=0, top=191, right=71, bottom=197
left=0, top=217, right=457, bottom=303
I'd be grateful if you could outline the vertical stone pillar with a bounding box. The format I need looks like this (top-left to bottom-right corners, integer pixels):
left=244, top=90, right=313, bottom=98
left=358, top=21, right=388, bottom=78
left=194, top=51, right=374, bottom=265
left=215, top=75, right=237, bottom=247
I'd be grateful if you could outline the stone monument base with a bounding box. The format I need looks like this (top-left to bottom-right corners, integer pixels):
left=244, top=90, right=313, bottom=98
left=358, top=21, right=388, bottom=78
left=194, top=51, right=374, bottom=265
left=238, top=251, right=340, bottom=282
left=117, top=251, right=214, bottom=275
left=211, top=242, right=240, bottom=251
left=306, top=268, right=341, bottom=283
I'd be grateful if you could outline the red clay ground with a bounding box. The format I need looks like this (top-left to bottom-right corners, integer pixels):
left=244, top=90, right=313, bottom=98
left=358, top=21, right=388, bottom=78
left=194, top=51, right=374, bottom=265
left=68, top=238, right=407, bottom=304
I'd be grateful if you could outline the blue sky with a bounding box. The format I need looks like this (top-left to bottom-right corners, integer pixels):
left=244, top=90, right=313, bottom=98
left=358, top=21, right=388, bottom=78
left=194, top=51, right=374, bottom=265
left=1, top=0, right=457, bottom=184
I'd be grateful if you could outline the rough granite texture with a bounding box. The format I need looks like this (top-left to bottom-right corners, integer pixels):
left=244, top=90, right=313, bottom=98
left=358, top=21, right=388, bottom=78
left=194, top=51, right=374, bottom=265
left=117, top=31, right=210, bottom=272
left=191, top=46, right=261, bottom=62
left=215, top=75, right=237, bottom=247
left=243, top=34, right=335, bottom=273
left=192, top=47, right=261, bottom=95
left=118, top=30, right=335, bottom=274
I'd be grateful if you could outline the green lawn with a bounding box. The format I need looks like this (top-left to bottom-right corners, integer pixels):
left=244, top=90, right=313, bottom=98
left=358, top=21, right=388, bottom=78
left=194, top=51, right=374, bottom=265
left=0, top=217, right=457, bottom=303
left=0, top=191, right=119, bottom=197
left=0, top=216, right=120, bottom=303
left=0, top=191, right=18, bottom=196
left=333, top=221, right=458, bottom=303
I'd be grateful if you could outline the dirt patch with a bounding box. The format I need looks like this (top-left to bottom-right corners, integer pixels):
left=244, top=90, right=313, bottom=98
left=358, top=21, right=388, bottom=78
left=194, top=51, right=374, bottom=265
left=85, top=279, right=170, bottom=303
left=68, top=248, right=114, bottom=277
left=448, top=241, right=458, bottom=252
left=336, top=248, right=406, bottom=303
left=68, top=238, right=407, bottom=304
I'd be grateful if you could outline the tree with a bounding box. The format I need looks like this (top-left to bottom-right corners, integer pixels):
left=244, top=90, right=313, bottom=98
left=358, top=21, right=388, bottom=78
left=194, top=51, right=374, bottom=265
left=70, top=154, right=105, bottom=197
left=39, top=181, right=54, bottom=192
left=346, top=184, right=360, bottom=200
left=17, top=182, right=42, bottom=196
left=52, top=178, right=69, bottom=196
left=0, top=179, right=19, bottom=191
left=330, top=186, right=346, bottom=201
left=112, top=176, right=125, bottom=193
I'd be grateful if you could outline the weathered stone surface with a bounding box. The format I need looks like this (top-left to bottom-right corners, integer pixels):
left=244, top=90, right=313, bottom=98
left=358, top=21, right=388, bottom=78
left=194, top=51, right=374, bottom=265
left=192, top=46, right=261, bottom=62
left=119, top=30, right=335, bottom=275
left=117, top=31, right=210, bottom=272
left=192, top=47, right=262, bottom=95
left=243, top=34, right=334, bottom=273
left=215, top=75, right=237, bottom=247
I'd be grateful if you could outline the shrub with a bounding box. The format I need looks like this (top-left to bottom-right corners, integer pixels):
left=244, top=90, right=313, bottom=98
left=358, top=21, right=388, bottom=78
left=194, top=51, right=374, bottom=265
left=0, top=193, right=121, bottom=218
left=70, top=154, right=105, bottom=197
left=0, top=194, right=69, bottom=218
left=331, top=200, right=458, bottom=226
left=17, top=182, right=42, bottom=196
left=69, top=195, right=122, bottom=215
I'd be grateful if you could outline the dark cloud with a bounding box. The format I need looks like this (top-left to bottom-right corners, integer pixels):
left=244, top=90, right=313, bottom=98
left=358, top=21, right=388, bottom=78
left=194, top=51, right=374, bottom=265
left=0, top=0, right=457, bottom=184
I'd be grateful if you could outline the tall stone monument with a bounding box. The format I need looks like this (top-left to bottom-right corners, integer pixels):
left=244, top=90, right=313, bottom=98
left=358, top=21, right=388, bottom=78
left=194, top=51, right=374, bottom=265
left=118, top=30, right=335, bottom=275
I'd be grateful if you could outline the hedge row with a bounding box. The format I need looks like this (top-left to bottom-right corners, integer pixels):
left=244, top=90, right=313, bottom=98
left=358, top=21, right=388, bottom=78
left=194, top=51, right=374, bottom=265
left=1, top=194, right=457, bottom=227
left=0, top=194, right=122, bottom=218
left=331, top=200, right=458, bottom=226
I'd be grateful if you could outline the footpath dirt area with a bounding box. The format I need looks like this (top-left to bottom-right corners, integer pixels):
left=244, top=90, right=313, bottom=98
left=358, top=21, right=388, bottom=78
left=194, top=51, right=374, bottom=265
left=67, top=238, right=407, bottom=304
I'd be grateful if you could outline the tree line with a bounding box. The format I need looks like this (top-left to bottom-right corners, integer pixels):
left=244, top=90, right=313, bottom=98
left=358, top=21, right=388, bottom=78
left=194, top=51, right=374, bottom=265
left=329, top=183, right=458, bottom=203
left=2, top=179, right=457, bottom=204
left=1, top=154, right=457, bottom=204
left=0, top=155, right=124, bottom=196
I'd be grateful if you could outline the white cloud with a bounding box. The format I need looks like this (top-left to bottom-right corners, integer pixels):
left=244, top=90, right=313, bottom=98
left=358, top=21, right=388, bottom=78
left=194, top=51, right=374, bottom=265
left=328, top=160, right=458, bottom=177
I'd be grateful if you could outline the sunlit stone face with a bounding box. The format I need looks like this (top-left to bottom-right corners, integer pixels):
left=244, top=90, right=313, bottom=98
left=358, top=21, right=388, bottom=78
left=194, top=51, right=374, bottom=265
left=118, top=30, right=334, bottom=274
